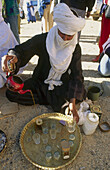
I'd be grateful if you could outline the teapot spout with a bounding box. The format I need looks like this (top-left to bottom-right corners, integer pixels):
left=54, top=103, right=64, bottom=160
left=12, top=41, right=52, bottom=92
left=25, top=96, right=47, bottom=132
left=18, top=89, right=31, bottom=94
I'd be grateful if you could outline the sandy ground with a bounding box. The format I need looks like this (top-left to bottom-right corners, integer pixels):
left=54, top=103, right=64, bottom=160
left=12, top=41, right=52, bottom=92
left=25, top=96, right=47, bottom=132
left=0, top=17, right=110, bottom=170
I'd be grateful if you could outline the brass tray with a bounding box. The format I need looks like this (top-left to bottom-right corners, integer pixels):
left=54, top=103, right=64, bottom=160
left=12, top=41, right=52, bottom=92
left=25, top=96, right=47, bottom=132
left=20, top=113, right=82, bottom=169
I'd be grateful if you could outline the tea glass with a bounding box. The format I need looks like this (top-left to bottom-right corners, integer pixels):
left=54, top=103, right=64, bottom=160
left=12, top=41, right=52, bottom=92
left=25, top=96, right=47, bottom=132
left=45, top=145, right=52, bottom=152
left=45, top=152, right=52, bottom=162
left=53, top=151, right=60, bottom=160
left=56, top=124, right=61, bottom=133
left=42, top=123, right=48, bottom=134
left=32, top=133, right=40, bottom=144
left=50, top=120, right=56, bottom=129
left=41, top=133, right=49, bottom=144
left=69, top=140, right=74, bottom=147
left=69, top=134, right=75, bottom=140
left=50, top=129, right=56, bottom=139
left=66, top=120, right=76, bottom=133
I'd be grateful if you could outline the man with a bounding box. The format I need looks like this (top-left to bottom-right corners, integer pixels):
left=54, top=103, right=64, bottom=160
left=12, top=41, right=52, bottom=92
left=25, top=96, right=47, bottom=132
left=38, top=0, right=54, bottom=33
left=2, top=3, right=86, bottom=123
left=60, top=0, right=95, bottom=40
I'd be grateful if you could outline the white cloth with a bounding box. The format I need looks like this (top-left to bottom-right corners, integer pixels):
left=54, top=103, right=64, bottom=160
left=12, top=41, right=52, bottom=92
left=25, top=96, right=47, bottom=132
left=30, top=7, right=35, bottom=16
left=0, top=1, right=18, bottom=88
left=0, top=0, right=3, bottom=23
left=53, top=3, right=86, bottom=35
left=45, top=3, right=85, bottom=90
left=45, top=25, right=78, bottom=90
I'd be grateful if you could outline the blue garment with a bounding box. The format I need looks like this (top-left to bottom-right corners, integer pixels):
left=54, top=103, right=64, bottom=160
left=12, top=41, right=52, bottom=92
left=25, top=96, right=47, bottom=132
left=38, top=0, right=50, bottom=18
left=27, top=2, right=36, bottom=23
left=100, top=3, right=108, bottom=15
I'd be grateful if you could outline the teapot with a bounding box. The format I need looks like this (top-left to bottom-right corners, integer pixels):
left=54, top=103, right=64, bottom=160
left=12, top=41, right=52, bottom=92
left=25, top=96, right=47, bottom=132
left=6, top=74, right=31, bottom=94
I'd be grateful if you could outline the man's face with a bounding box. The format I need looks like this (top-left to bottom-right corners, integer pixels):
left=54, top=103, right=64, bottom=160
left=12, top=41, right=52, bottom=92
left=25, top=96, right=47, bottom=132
left=58, top=29, right=74, bottom=41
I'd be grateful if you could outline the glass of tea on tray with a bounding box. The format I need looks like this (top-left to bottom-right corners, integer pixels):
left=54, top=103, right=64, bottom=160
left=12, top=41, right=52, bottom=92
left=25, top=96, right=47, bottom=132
left=32, top=133, right=40, bottom=144
left=41, top=133, right=49, bottom=144
left=66, top=119, right=76, bottom=133
left=45, top=152, right=52, bottom=163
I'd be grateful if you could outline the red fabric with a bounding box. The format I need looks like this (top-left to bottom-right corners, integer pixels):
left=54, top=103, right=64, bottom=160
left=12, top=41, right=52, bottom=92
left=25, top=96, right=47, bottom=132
left=103, top=0, right=108, bottom=4
left=99, top=12, right=110, bottom=54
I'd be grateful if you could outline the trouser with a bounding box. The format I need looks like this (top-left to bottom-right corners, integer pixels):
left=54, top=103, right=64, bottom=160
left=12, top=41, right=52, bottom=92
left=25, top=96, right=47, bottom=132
left=18, top=14, right=21, bottom=34
left=5, top=15, right=20, bottom=44
left=41, top=0, right=53, bottom=33
left=99, top=12, right=110, bottom=54
left=6, top=78, right=67, bottom=112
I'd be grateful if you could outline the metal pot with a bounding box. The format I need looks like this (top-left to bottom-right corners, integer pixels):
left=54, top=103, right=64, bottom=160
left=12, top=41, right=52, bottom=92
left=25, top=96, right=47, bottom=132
left=6, top=75, right=31, bottom=94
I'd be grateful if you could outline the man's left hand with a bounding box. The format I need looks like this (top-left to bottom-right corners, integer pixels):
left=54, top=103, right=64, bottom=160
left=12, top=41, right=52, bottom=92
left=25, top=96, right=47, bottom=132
left=69, top=103, right=79, bottom=123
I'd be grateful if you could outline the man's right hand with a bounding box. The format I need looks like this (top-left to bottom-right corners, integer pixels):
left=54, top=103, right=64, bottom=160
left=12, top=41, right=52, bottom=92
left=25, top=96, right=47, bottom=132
left=2, top=55, right=18, bottom=73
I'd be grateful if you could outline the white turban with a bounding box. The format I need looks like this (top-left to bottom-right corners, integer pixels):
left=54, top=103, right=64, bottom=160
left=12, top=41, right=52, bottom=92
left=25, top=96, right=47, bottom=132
left=53, top=3, right=86, bottom=35
left=0, top=0, right=4, bottom=23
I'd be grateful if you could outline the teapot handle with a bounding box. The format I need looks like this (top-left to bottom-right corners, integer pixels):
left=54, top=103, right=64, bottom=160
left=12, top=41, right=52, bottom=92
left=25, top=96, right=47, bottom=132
left=18, top=89, right=31, bottom=94
left=6, top=72, right=14, bottom=78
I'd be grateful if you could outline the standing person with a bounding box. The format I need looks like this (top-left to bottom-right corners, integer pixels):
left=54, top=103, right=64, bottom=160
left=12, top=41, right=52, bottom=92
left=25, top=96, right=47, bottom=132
left=26, top=2, right=36, bottom=23
left=60, top=0, right=95, bottom=40
left=2, top=3, right=86, bottom=123
left=30, top=3, right=36, bottom=23
left=26, top=2, right=31, bottom=23
left=0, top=0, right=18, bottom=88
left=4, top=0, right=20, bottom=44
left=92, top=0, right=110, bottom=61
left=38, top=0, right=54, bottom=33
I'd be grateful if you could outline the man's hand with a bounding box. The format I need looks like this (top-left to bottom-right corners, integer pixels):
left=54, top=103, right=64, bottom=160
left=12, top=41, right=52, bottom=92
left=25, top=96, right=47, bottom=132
left=2, top=55, right=18, bottom=73
left=86, top=11, right=91, bottom=18
left=72, top=108, right=79, bottom=124
left=69, top=99, right=79, bottom=123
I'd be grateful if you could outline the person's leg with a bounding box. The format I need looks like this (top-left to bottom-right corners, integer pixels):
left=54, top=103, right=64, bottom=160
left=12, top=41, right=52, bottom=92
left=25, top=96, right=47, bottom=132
left=42, top=6, right=48, bottom=32
left=6, top=89, right=38, bottom=105
left=48, top=1, right=53, bottom=30
left=93, top=13, right=110, bottom=62
left=6, top=15, right=20, bottom=44
left=6, top=78, right=38, bottom=105
left=6, top=78, right=49, bottom=105
left=18, top=14, right=21, bottom=34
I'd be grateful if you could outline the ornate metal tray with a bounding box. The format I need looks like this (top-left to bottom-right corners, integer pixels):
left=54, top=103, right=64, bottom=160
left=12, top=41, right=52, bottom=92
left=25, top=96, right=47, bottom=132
left=20, top=113, right=82, bottom=169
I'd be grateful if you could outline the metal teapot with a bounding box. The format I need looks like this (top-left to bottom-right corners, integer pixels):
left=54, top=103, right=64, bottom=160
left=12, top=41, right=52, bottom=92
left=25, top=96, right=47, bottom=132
left=6, top=74, right=31, bottom=94
left=6, top=59, right=31, bottom=94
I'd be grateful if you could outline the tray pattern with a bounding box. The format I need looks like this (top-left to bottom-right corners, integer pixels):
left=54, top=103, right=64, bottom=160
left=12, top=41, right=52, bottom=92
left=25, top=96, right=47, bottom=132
left=20, top=113, right=82, bottom=169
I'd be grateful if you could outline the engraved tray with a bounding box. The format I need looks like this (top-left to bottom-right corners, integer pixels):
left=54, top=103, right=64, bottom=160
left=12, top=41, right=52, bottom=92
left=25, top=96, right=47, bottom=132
left=20, top=113, right=82, bottom=169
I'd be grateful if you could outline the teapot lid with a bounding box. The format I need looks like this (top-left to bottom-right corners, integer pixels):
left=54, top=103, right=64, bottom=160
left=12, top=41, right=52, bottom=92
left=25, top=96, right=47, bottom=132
left=87, top=113, right=99, bottom=123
